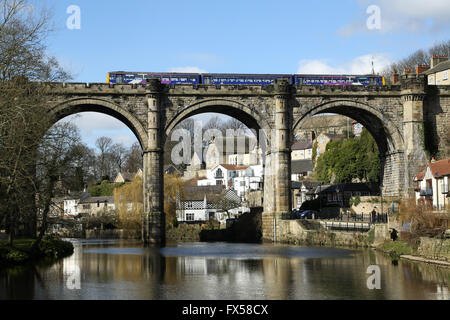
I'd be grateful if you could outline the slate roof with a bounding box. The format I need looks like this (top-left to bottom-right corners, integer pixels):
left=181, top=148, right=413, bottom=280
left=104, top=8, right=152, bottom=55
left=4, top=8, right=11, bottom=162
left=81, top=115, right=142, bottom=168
left=423, top=60, right=450, bottom=75
left=80, top=196, right=115, bottom=204
left=291, top=160, right=313, bottom=173
left=292, top=141, right=313, bottom=151
left=319, top=183, right=378, bottom=194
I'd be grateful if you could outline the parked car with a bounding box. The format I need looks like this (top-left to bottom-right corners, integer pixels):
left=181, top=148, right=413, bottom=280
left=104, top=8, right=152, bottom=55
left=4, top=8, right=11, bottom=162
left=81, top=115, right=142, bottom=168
left=299, top=210, right=319, bottom=220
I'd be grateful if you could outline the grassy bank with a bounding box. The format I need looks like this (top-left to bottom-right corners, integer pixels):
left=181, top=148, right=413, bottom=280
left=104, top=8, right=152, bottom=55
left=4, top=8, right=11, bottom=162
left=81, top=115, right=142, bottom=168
left=0, top=237, right=74, bottom=267
left=377, top=241, right=413, bottom=260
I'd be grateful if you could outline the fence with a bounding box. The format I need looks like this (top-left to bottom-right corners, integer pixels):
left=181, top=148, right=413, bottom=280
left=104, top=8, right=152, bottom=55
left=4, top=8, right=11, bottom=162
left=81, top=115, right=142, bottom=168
left=281, top=212, right=388, bottom=224
left=320, top=221, right=372, bottom=233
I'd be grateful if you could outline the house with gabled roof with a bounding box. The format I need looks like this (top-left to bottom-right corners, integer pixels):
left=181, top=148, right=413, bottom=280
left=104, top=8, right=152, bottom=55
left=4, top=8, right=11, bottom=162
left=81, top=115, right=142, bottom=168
left=414, top=158, right=450, bottom=210
left=114, top=169, right=143, bottom=183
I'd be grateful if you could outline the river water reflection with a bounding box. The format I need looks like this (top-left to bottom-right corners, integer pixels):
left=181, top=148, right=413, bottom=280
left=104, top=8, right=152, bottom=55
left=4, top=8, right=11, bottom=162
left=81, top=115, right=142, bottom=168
left=1, top=239, right=449, bottom=300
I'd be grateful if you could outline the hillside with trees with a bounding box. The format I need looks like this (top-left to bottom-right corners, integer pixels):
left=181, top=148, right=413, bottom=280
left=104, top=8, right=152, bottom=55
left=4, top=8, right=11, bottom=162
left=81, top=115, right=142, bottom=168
left=314, top=129, right=380, bottom=184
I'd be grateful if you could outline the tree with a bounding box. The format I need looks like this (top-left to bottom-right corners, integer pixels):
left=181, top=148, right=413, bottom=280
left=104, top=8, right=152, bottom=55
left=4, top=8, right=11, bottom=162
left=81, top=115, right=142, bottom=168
left=111, top=143, right=127, bottom=173
left=164, top=174, right=185, bottom=227
left=34, top=122, right=83, bottom=246
left=0, top=0, right=71, bottom=245
left=203, top=116, right=224, bottom=133
left=114, top=176, right=143, bottom=230
left=0, top=0, right=70, bottom=82
left=314, top=129, right=380, bottom=185
left=123, top=142, right=143, bottom=174
left=174, top=118, right=195, bottom=138
left=213, top=196, right=241, bottom=220
left=382, top=40, right=450, bottom=80
left=222, top=118, right=247, bottom=132
left=95, top=136, right=114, bottom=180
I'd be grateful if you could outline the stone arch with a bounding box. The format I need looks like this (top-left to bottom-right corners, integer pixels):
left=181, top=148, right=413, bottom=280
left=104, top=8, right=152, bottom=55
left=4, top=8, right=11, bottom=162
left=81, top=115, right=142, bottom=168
left=293, top=99, right=406, bottom=196
left=293, top=99, right=404, bottom=156
left=165, top=98, right=271, bottom=137
left=48, top=98, right=148, bottom=149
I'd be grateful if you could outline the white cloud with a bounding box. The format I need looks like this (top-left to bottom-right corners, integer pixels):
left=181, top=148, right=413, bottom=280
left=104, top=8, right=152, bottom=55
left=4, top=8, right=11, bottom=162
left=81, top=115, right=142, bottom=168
left=168, top=66, right=208, bottom=73
left=297, top=54, right=391, bottom=75
left=340, top=0, right=450, bottom=35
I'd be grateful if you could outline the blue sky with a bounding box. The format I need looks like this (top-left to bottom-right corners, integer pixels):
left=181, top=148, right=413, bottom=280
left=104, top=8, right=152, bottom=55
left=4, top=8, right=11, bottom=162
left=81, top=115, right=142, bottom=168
left=42, top=0, right=450, bottom=149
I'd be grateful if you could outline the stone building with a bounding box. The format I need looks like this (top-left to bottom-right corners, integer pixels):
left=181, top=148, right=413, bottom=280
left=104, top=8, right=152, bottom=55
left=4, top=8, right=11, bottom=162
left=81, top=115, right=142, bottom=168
left=291, top=160, right=313, bottom=181
left=291, top=141, right=313, bottom=160
left=314, top=132, right=345, bottom=159
left=114, top=169, right=143, bottom=183
left=78, top=196, right=116, bottom=216
left=424, top=56, right=449, bottom=86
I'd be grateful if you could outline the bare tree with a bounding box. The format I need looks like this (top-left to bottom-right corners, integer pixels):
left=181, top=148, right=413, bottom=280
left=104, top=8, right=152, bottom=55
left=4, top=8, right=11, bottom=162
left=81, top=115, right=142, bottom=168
left=203, top=116, right=223, bottom=133
left=124, top=142, right=143, bottom=174
left=0, top=0, right=71, bottom=244
left=111, top=143, right=127, bottom=174
left=174, top=118, right=195, bottom=138
left=95, top=136, right=113, bottom=180
left=222, top=118, right=247, bottom=132
left=382, top=40, right=450, bottom=80
left=34, top=122, right=82, bottom=246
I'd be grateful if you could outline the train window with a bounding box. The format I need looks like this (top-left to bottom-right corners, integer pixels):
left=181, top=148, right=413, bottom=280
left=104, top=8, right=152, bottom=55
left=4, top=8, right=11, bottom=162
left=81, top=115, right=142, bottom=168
left=162, top=77, right=170, bottom=82
left=116, top=75, right=123, bottom=83
left=180, top=78, right=188, bottom=82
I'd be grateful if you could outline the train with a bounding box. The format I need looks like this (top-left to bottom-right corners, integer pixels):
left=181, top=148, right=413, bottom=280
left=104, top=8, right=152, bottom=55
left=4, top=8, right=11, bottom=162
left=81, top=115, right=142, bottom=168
left=107, top=71, right=386, bottom=87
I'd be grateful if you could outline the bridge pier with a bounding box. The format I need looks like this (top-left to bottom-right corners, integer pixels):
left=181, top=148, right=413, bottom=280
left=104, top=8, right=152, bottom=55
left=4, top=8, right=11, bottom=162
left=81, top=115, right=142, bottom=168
left=142, top=81, right=165, bottom=245
left=401, top=79, right=427, bottom=196
left=262, top=81, right=292, bottom=242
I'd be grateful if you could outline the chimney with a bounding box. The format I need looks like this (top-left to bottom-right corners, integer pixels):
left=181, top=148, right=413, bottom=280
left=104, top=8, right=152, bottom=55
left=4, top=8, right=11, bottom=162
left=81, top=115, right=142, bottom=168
left=403, top=68, right=413, bottom=75
left=431, top=55, right=448, bottom=69
left=416, top=64, right=430, bottom=75
left=391, top=71, right=399, bottom=84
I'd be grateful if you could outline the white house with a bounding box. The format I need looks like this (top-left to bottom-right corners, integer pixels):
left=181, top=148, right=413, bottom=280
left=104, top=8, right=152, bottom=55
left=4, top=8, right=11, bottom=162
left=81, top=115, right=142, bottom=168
left=197, top=164, right=249, bottom=187
left=414, top=158, right=450, bottom=210
left=176, top=189, right=243, bottom=224
left=63, top=191, right=90, bottom=216
left=232, top=165, right=264, bottom=198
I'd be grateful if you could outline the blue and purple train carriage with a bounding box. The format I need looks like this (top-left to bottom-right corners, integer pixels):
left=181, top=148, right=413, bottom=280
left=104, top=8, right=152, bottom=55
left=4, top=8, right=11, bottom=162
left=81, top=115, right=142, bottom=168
left=107, top=72, right=386, bottom=87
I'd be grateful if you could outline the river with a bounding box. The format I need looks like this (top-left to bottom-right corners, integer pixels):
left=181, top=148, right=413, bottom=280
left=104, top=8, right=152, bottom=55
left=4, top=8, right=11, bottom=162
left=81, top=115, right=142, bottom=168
left=0, top=239, right=449, bottom=300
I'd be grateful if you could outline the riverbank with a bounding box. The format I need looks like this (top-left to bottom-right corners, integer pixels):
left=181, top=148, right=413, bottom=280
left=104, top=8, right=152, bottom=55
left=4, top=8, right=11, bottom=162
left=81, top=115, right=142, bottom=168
left=276, top=218, right=450, bottom=267
left=0, top=237, right=74, bottom=267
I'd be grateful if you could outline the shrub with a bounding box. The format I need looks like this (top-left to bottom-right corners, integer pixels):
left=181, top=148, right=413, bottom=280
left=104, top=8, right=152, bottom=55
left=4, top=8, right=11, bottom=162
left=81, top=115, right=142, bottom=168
left=38, top=238, right=74, bottom=259
left=5, top=249, right=29, bottom=263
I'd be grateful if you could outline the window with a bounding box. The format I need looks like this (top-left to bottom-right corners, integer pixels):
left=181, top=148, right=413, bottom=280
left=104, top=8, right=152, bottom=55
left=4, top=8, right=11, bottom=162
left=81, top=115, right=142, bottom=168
left=186, top=213, right=195, bottom=221
left=215, top=168, right=223, bottom=178
left=429, top=76, right=434, bottom=84
left=444, top=71, right=448, bottom=80
left=240, top=181, right=245, bottom=187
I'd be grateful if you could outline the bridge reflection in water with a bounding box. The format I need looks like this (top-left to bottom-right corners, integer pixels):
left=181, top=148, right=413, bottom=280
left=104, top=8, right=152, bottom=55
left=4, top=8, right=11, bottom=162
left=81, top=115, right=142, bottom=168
left=0, top=240, right=449, bottom=300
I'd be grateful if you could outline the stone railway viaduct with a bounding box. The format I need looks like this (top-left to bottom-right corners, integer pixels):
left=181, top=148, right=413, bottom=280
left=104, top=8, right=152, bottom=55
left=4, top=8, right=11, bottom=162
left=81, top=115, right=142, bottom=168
left=45, top=75, right=450, bottom=244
